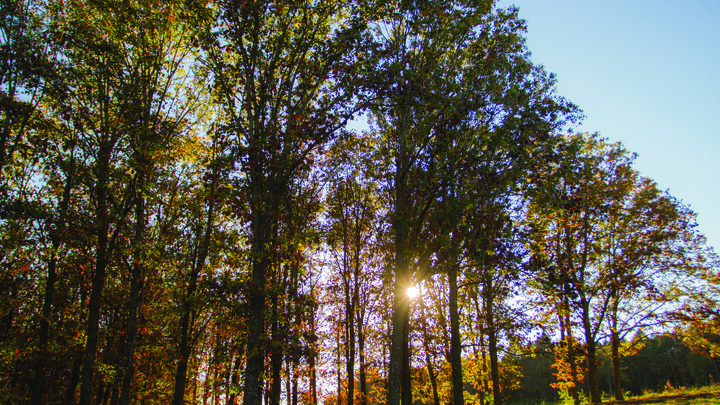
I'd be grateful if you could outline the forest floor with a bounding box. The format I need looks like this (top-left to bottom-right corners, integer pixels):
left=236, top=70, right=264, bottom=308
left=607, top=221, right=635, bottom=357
left=604, top=384, right=720, bottom=404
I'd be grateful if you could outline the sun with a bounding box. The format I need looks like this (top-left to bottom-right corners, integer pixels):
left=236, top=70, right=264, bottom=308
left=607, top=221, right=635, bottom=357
left=407, top=285, right=420, bottom=299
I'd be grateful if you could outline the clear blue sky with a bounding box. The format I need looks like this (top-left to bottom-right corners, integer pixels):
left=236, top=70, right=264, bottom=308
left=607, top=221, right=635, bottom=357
left=496, top=0, right=720, bottom=250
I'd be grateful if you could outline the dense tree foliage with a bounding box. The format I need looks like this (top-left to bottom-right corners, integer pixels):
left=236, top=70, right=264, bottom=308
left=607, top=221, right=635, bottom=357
left=1, top=0, right=718, bottom=404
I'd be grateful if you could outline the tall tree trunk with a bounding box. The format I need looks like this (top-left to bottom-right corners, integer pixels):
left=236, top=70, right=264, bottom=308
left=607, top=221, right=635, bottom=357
left=419, top=299, right=440, bottom=405
left=292, top=358, right=298, bottom=405
left=357, top=307, right=368, bottom=405
left=388, top=106, right=410, bottom=405
left=345, top=274, right=355, bottom=405
left=581, top=297, right=600, bottom=404
left=310, top=297, right=318, bottom=405
left=285, top=356, right=291, bottom=405
left=336, top=324, right=343, bottom=405
left=483, top=276, right=500, bottom=405
left=65, top=353, right=82, bottom=404
left=435, top=278, right=451, bottom=364
left=31, top=158, right=74, bottom=404
left=29, top=234, right=58, bottom=404
left=270, top=294, right=283, bottom=405
left=352, top=221, right=365, bottom=405
left=228, top=350, right=244, bottom=405
left=172, top=288, right=195, bottom=405
left=388, top=248, right=410, bottom=405
left=610, top=302, right=623, bottom=401
left=120, top=178, right=146, bottom=405
left=449, top=258, right=464, bottom=405
left=480, top=330, right=489, bottom=404
left=244, top=204, right=270, bottom=405
left=562, top=305, right=580, bottom=405
left=401, top=316, right=412, bottom=405
left=471, top=293, right=489, bottom=403
left=173, top=182, right=216, bottom=405
left=79, top=145, right=113, bottom=405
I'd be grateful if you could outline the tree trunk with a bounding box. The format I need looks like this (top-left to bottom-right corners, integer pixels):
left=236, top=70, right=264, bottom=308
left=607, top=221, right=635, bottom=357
left=357, top=307, right=368, bottom=405
left=581, top=297, right=601, bottom=404
left=29, top=237, right=58, bottom=405
left=173, top=186, right=215, bottom=405
left=31, top=161, right=73, bottom=404
left=561, top=302, right=580, bottom=405
left=172, top=299, right=194, bottom=405
left=389, top=105, right=410, bottom=405
left=388, top=253, right=410, bottom=405
left=389, top=260, right=410, bottom=405
left=172, top=252, right=207, bottom=405
left=336, top=324, right=343, bottom=405
left=79, top=145, right=113, bottom=405
left=310, top=297, right=318, bottom=405
left=419, top=299, right=440, bottom=405
left=120, top=181, right=146, bottom=405
left=65, top=354, right=82, bottom=404
left=346, top=274, right=355, bottom=405
left=611, top=327, right=623, bottom=401
left=610, top=303, right=624, bottom=401
left=292, top=361, right=298, bottom=405
left=483, top=276, right=500, bottom=405
left=285, top=356, right=291, bottom=405
left=270, top=295, right=282, bottom=405
left=228, top=351, right=244, bottom=405
left=244, top=192, right=271, bottom=405
left=449, top=258, right=464, bottom=405
left=401, top=317, right=412, bottom=405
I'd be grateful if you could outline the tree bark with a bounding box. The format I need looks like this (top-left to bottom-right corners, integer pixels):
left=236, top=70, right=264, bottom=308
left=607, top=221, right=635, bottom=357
left=65, top=354, right=82, bottom=404
left=610, top=302, right=624, bottom=401
left=482, top=275, right=501, bottom=405
left=31, top=158, right=73, bottom=404
left=336, top=324, right=343, bottom=405
left=566, top=325, right=581, bottom=405
left=310, top=297, right=318, bottom=405
left=449, top=258, right=464, bottom=405
left=611, top=327, right=623, bottom=401
left=244, top=226, right=269, bottom=405
left=270, top=294, right=282, bottom=405
left=171, top=287, right=195, bottom=405
left=388, top=247, right=410, bottom=405
left=120, top=177, right=146, bottom=405
left=581, top=297, right=601, bottom=404
left=79, top=143, right=114, bottom=405
left=228, top=350, right=244, bottom=405
left=357, top=306, right=368, bottom=405
left=419, top=299, right=440, bottom=405
left=401, top=317, right=412, bottom=405
left=345, top=263, right=355, bottom=405
left=173, top=179, right=216, bottom=405
left=388, top=104, right=410, bottom=405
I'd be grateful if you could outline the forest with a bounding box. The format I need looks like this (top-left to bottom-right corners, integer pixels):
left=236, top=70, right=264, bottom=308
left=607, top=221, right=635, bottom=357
left=2, top=0, right=719, bottom=404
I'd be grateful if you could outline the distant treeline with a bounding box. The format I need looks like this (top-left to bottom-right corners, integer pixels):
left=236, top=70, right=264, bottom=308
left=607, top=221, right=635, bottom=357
left=510, top=335, right=720, bottom=403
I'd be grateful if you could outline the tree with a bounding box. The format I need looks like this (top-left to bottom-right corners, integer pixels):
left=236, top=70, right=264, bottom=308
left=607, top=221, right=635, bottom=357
left=526, top=132, right=717, bottom=404
left=527, top=133, right=627, bottom=405
left=203, top=2, right=370, bottom=404
left=599, top=173, right=709, bottom=401
left=324, top=134, right=380, bottom=405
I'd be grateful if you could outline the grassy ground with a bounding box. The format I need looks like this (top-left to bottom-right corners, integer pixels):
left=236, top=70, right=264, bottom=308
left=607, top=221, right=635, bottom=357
left=604, top=384, right=720, bottom=404
left=605, top=385, right=720, bottom=405
left=512, top=385, right=720, bottom=405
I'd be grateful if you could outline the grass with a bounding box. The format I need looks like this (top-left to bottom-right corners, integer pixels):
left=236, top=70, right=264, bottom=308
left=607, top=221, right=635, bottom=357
left=511, top=384, right=720, bottom=405
left=604, top=383, right=720, bottom=404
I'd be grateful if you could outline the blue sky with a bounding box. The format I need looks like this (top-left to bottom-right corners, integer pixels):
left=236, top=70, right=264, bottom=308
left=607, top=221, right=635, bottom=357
left=496, top=0, right=720, bottom=250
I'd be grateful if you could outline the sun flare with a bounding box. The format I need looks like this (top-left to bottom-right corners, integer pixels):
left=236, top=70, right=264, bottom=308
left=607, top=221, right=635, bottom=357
left=407, top=285, right=420, bottom=299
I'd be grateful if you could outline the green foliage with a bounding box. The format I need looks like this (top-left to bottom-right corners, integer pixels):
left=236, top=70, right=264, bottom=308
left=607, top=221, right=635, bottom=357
left=0, top=1, right=717, bottom=404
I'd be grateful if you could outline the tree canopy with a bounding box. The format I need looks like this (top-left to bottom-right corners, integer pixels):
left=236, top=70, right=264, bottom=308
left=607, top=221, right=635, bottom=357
left=0, top=1, right=717, bottom=404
